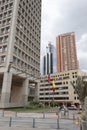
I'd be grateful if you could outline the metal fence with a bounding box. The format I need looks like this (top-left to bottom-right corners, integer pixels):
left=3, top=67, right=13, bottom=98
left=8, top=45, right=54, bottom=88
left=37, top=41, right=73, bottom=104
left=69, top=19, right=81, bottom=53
left=0, top=110, right=80, bottom=129
left=0, top=116, right=59, bottom=129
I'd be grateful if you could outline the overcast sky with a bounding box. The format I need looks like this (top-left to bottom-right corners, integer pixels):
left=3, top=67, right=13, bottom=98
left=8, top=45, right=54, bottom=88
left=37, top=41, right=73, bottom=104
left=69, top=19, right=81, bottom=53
left=41, top=0, right=87, bottom=73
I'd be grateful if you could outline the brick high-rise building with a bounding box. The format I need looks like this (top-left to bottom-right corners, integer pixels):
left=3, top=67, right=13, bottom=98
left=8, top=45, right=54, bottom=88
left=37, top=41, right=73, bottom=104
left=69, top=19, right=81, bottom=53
left=0, top=0, right=41, bottom=108
left=56, top=32, right=79, bottom=72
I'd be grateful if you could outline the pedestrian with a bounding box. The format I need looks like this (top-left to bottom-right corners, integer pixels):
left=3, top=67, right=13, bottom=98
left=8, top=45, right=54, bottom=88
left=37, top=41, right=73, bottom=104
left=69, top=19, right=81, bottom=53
left=64, top=108, right=66, bottom=116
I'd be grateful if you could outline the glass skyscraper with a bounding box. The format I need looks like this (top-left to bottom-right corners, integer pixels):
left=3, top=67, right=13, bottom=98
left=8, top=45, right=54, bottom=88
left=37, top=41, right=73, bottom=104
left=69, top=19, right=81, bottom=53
left=43, top=43, right=56, bottom=75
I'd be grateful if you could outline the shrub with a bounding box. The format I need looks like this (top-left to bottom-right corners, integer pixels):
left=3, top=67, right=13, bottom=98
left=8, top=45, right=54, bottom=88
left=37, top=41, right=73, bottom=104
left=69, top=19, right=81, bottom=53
left=81, top=112, right=86, bottom=121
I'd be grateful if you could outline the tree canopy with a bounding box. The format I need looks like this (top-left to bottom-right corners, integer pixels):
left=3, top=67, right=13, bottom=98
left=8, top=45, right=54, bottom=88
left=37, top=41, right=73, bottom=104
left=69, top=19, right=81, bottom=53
left=71, top=76, right=87, bottom=105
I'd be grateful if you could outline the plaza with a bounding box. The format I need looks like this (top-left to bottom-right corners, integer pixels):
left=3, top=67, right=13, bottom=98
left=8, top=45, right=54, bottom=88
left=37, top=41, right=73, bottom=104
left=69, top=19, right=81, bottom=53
left=0, top=109, right=80, bottom=130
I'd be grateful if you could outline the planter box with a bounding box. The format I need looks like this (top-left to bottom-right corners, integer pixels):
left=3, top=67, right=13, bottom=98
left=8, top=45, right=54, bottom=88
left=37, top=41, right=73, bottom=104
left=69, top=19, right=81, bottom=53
left=80, top=120, right=86, bottom=130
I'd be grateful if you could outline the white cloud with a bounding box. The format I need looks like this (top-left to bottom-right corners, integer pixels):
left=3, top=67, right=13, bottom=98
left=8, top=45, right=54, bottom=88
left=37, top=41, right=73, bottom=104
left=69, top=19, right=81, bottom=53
left=77, top=34, right=87, bottom=71
left=41, top=0, right=87, bottom=72
left=77, top=34, right=87, bottom=52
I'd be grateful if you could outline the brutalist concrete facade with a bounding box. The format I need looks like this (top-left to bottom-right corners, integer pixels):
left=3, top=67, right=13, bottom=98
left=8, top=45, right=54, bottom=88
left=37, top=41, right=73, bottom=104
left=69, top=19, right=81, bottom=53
left=0, top=0, right=41, bottom=108
left=39, top=70, right=87, bottom=106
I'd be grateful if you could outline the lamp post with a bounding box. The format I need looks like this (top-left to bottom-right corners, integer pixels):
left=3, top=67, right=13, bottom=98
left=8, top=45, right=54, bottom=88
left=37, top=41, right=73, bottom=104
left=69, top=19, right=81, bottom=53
left=47, top=73, right=51, bottom=107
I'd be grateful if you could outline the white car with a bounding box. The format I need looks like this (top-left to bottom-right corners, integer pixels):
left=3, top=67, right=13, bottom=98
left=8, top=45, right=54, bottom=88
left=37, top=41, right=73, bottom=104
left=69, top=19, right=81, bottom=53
left=68, top=105, right=77, bottom=110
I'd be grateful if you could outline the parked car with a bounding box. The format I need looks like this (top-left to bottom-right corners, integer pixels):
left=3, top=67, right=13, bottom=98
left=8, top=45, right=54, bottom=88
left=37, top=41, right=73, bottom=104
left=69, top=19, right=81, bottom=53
left=67, top=105, right=77, bottom=110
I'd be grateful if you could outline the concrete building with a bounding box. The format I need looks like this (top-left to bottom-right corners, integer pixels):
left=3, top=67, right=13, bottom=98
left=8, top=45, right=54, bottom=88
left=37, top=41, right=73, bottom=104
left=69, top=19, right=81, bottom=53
left=0, top=0, right=41, bottom=108
left=56, top=32, right=79, bottom=72
left=39, top=70, right=87, bottom=106
left=43, top=43, right=56, bottom=75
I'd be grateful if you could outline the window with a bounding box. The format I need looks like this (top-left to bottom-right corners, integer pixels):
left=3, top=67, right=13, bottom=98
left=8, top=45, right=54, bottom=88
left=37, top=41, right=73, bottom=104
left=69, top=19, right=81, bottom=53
left=4, top=36, right=8, bottom=42
left=14, top=47, right=17, bottom=54
left=1, top=56, right=6, bottom=63
left=3, top=46, right=7, bottom=52
left=3, top=20, right=6, bottom=25
left=6, top=27, right=10, bottom=33
left=0, top=47, right=2, bottom=52
left=1, top=28, right=5, bottom=34
left=0, top=37, right=3, bottom=43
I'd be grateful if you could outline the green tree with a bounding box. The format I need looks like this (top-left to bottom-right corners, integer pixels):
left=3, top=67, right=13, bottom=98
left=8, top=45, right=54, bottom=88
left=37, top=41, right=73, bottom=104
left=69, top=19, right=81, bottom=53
left=71, top=76, right=87, bottom=109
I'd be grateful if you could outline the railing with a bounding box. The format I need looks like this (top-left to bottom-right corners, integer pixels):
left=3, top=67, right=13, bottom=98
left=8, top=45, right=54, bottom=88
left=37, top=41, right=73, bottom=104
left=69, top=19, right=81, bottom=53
left=0, top=116, right=59, bottom=129
left=0, top=110, right=80, bottom=129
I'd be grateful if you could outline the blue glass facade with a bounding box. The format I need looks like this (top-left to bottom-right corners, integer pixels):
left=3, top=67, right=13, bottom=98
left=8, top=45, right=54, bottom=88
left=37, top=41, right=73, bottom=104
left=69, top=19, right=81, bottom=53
left=43, top=43, right=56, bottom=75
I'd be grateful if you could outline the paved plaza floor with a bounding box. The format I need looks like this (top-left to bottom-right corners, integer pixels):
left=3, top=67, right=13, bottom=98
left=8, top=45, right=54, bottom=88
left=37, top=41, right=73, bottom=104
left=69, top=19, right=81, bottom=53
left=0, top=110, right=80, bottom=130
left=0, top=120, right=80, bottom=130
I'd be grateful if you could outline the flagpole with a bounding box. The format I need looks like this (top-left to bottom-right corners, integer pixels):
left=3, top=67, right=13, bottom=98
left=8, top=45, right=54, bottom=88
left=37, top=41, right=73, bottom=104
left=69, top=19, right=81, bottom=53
left=53, top=91, right=54, bottom=107
left=48, top=72, right=51, bottom=107
left=42, top=76, right=45, bottom=108
left=52, top=80, right=55, bottom=107
left=49, top=84, right=50, bottom=107
left=44, top=78, right=45, bottom=108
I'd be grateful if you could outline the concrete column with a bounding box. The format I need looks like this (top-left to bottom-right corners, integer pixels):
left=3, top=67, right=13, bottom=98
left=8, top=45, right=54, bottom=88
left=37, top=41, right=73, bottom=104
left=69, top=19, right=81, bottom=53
left=6, top=0, right=20, bottom=70
left=22, top=78, right=29, bottom=105
left=35, top=82, right=40, bottom=100
left=1, top=72, right=12, bottom=103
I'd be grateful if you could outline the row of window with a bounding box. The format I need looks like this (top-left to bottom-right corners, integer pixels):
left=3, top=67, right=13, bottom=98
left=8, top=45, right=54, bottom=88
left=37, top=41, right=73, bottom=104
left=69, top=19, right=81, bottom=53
left=0, top=2, right=13, bottom=12
left=17, top=17, right=40, bottom=38
left=74, top=97, right=79, bottom=100
left=14, top=45, right=39, bottom=62
left=39, top=97, right=69, bottom=100
left=0, top=55, right=6, bottom=63
left=18, top=4, right=40, bottom=23
left=41, top=81, right=68, bottom=87
left=0, top=26, right=10, bottom=35
left=13, top=47, right=39, bottom=69
left=15, top=29, right=40, bottom=55
left=16, top=20, right=40, bottom=44
left=40, top=87, right=68, bottom=91
left=63, top=62, right=77, bottom=69
left=15, top=36, right=40, bottom=60
left=0, top=45, right=7, bottom=52
left=41, top=76, right=77, bottom=83
left=13, top=56, right=39, bottom=76
left=0, top=0, right=13, bottom=5
left=0, top=35, right=9, bottom=43
left=0, top=18, right=11, bottom=27
left=13, top=54, right=39, bottom=69
left=19, top=0, right=41, bottom=19
left=49, top=72, right=77, bottom=81
left=16, top=25, right=39, bottom=42
left=0, top=10, right=12, bottom=20
left=40, top=91, right=69, bottom=95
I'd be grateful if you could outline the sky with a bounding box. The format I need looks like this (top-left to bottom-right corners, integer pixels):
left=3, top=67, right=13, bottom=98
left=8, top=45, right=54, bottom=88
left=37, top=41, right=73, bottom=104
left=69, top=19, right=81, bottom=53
left=41, top=0, right=87, bottom=73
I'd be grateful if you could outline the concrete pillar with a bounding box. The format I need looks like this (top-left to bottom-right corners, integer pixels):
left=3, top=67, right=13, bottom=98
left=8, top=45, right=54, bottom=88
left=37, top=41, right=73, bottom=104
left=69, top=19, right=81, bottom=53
left=6, top=0, right=20, bottom=70
left=35, top=82, right=40, bottom=100
left=22, top=78, right=29, bottom=105
left=28, top=80, right=30, bottom=97
left=1, top=72, right=12, bottom=103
